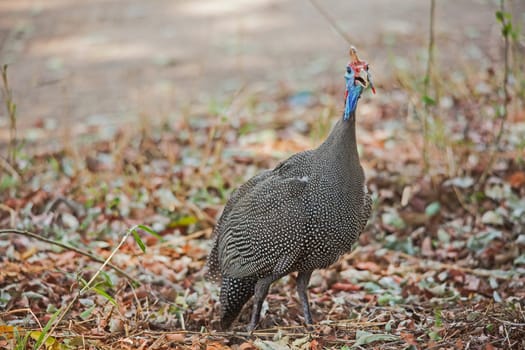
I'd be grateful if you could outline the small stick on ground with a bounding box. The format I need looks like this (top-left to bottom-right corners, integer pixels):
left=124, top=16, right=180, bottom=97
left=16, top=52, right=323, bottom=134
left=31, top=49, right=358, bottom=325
left=44, top=196, right=86, bottom=217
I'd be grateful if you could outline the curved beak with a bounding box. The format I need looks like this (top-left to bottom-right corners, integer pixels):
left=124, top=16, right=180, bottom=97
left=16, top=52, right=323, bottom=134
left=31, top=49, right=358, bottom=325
left=355, top=68, right=376, bottom=94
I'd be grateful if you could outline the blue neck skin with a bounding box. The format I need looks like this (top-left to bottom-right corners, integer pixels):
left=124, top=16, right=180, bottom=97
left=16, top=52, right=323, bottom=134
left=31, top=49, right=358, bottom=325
left=343, top=68, right=363, bottom=121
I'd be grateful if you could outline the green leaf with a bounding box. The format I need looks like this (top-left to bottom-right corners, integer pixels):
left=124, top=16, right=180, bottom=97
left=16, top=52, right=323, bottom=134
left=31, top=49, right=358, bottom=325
left=9, top=102, right=16, bottom=115
left=495, top=10, right=504, bottom=23
left=514, top=254, right=525, bottom=265
left=91, top=285, right=117, bottom=306
left=137, top=224, right=162, bottom=239
left=434, top=307, right=443, bottom=327
left=425, top=201, right=441, bottom=217
left=108, top=196, right=120, bottom=210
left=493, top=290, right=502, bottom=303
left=428, top=331, right=441, bottom=341
left=131, top=228, right=146, bottom=253
left=422, top=95, right=436, bottom=106
left=481, top=210, right=504, bottom=225
left=381, top=210, right=406, bottom=230
left=495, top=10, right=511, bottom=22
left=13, top=327, right=31, bottom=350
left=0, top=174, right=19, bottom=191
left=437, top=229, right=450, bottom=243
left=378, top=293, right=403, bottom=306
left=80, top=305, right=96, bottom=320
left=171, top=215, right=198, bottom=227
left=46, top=304, right=58, bottom=313
left=33, top=307, right=61, bottom=349
left=353, top=330, right=399, bottom=347
left=99, top=271, right=114, bottom=288
left=444, top=176, right=474, bottom=188
left=362, top=281, right=383, bottom=293
left=502, top=23, right=511, bottom=37
left=467, top=230, right=501, bottom=251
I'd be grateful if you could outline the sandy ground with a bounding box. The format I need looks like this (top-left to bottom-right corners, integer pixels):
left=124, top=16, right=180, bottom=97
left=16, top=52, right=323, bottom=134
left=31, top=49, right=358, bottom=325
left=0, top=0, right=522, bottom=131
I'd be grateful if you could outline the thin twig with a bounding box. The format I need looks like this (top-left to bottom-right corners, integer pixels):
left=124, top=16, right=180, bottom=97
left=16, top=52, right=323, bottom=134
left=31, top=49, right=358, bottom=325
left=479, top=0, right=511, bottom=185
left=422, top=0, right=436, bottom=173
left=0, top=229, right=138, bottom=284
left=44, top=196, right=86, bottom=217
left=1, top=64, right=17, bottom=165
left=491, top=318, right=525, bottom=327
left=423, top=0, right=436, bottom=97
left=503, top=323, right=512, bottom=349
left=451, top=185, right=477, bottom=216
left=308, top=0, right=353, bottom=45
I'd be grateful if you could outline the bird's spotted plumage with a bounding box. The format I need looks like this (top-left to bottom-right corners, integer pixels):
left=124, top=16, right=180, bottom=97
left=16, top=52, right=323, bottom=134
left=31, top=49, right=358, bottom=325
left=206, top=116, right=372, bottom=330
left=206, top=50, right=374, bottom=330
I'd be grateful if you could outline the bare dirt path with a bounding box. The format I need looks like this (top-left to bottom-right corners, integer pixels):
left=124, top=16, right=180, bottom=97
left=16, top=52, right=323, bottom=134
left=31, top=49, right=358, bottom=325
left=0, top=0, right=518, bottom=131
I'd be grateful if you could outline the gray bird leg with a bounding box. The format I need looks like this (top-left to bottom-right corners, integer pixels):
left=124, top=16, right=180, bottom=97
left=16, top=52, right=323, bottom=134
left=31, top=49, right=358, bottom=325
left=297, top=270, right=313, bottom=325
left=247, top=276, right=275, bottom=331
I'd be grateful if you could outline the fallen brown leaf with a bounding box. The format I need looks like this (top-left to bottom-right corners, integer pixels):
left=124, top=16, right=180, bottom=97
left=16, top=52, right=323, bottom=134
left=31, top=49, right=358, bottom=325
left=400, top=332, right=417, bottom=346
left=166, top=333, right=186, bottom=343
left=355, top=261, right=382, bottom=273
left=331, top=282, right=362, bottom=292
left=238, top=342, right=255, bottom=350
left=507, top=171, right=525, bottom=188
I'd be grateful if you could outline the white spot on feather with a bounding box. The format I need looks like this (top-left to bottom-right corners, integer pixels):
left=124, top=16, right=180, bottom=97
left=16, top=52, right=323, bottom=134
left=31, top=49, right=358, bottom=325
left=297, top=176, right=309, bottom=183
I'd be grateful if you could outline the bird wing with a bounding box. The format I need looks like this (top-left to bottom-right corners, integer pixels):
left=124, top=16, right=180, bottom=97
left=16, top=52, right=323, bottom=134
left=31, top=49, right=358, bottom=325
left=206, top=170, right=273, bottom=280
left=215, top=170, right=273, bottom=237
left=217, top=151, right=313, bottom=279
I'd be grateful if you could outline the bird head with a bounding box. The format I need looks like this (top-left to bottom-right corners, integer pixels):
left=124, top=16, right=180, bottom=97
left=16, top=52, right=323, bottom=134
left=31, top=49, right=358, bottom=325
left=344, top=46, right=375, bottom=120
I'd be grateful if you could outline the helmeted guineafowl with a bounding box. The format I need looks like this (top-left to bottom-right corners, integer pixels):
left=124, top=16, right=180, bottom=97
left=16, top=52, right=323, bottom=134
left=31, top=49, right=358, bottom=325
left=207, top=47, right=374, bottom=330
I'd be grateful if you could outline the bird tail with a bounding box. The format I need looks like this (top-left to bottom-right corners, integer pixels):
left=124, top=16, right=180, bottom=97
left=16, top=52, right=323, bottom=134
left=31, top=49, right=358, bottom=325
left=220, top=276, right=256, bottom=330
